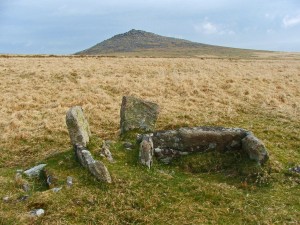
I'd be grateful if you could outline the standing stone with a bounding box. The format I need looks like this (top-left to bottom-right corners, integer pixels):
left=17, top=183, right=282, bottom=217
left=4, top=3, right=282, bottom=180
left=120, top=96, right=160, bottom=136
left=139, top=134, right=154, bottom=169
left=66, top=106, right=91, bottom=147
left=242, top=134, right=269, bottom=165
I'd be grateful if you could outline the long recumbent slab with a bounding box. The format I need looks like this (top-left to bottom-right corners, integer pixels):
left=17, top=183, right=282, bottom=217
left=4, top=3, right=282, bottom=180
left=148, top=126, right=268, bottom=165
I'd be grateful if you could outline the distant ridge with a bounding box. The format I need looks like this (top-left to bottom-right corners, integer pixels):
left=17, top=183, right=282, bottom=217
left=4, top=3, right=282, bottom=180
left=75, top=29, right=266, bottom=57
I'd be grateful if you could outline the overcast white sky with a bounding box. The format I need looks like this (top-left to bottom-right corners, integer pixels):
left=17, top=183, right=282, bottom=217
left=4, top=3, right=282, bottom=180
left=1, top=0, right=300, bottom=54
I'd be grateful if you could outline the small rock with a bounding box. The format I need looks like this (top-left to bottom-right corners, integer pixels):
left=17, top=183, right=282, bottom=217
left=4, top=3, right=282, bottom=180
left=139, top=134, right=154, bottom=169
left=51, top=187, right=62, bottom=193
left=24, top=164, right=47, bottom=178
left=123, top=142, right=134, bottom=149
left=289, top=165, right=300, bottom=173
left=22, top=183, right=30, bottom=192
left=100, top=141, right=114, bottom=162
left=17, top=195, right=29, bottom=202
left=66, top=106, right=91, bottom=147
left=66, top=176, right=73, bottom=187
left=3, top=196, right=9, bottom=202
left=30, top=209, right=45, bottom=217
left=42, top=169, right=58, bottom=188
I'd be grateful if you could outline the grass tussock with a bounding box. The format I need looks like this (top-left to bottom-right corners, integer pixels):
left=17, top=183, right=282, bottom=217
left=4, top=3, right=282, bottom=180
left=0, top=55, right=299, bottom=224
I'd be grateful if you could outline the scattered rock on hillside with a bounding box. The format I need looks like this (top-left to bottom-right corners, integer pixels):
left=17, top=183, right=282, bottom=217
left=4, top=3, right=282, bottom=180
left=24, top=164, right=47, bottom=178
left=139, top=134, right=154, bottom=169
left=88, top=160, right=112, bottom=183
left=66, top=176, right=73, bottom=188
left=66, top=106, right=91, bottom=147
left=75, top=145, right=112, bottom=183
left=289, top=165, right=300, bottom=173
left=242, top=134, right=269, bottom=165
left=30, top=209, right=45, bottom=217
left=3, top=196, right=10, bottom=202
left=120, top=96, right=159, bottom=136
left=42, top=169, right=58, bottom=189
left=100, top=141, right=114, bottom=162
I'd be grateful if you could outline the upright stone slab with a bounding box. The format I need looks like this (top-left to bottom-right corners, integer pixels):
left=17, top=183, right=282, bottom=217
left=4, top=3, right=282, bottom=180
left=120, top=96, right=159, bottom=136
left=66, top=106, right=91, bottom=147
left=139, top=134, right=154, bottom=169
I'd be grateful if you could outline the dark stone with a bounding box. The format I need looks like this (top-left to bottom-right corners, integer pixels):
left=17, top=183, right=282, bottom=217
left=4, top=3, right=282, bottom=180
left=242, top=134, right=269, bottom=165
left=120, top=96, right=159, bottom=136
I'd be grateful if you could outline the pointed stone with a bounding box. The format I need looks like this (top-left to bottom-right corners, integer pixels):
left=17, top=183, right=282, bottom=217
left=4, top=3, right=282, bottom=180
left=66, top=106, right=91, bottom=147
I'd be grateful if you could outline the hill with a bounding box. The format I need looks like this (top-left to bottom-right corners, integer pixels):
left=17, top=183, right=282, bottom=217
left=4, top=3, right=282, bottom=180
left=75, top=29, right=266, bottom=57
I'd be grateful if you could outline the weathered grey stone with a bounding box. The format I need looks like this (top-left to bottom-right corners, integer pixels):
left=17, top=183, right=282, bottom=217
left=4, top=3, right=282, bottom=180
left=88, top=160, right=112, bottom=183
left=120, top=96, right=159, bottom=135
left=30, top=209, right=45, bottom=217
left=289, top=165, right=300, bottom=173
left=66, top=106, right=91, bottom=147
left=242, top=134, right=269, bottom=164
left=42, top=169, right=58, bottom=189
left=154, top=147, right=189, bottom=164
left=152, top=127, right=249, bottom=153
left=51, top=187, right=62, bottom=193
left=100, top=141, right=114, bottom=162
left=75, top=146, right=112, bottom=183
left=24, top=164, right=47, bottom=178
left=139, top=134, right=154, bottom=169
left=74, top=144, right=87, bottom=167
left=143, top=126, right=269, bottom=165
left=66, top=176, right=73, bottom=188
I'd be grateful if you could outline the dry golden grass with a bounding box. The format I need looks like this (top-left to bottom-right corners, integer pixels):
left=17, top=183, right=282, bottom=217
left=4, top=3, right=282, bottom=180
left=0, top=56, right=299, bottom=164
left=0, top=55, right=299, bottom=224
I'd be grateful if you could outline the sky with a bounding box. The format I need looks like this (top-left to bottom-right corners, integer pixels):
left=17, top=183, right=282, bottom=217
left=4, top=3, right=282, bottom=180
left=0, top=0, right=300, bottom=54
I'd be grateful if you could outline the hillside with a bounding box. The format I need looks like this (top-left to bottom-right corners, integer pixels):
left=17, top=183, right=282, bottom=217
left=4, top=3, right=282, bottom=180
left=0, top=55, right=299, bottom=224
left=75, top=29, right=265, bottom=57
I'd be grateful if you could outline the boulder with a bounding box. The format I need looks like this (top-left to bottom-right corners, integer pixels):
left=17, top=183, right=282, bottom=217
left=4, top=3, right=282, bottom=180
left=242, top=134, right=269, bottom=165
left=66, top=106, right=91, bottom=147
left=120, top=96, right=159, bottom=136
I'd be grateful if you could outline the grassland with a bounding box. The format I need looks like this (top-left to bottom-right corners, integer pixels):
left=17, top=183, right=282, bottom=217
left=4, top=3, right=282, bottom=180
left=0, top=54, right=299, bottom=224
